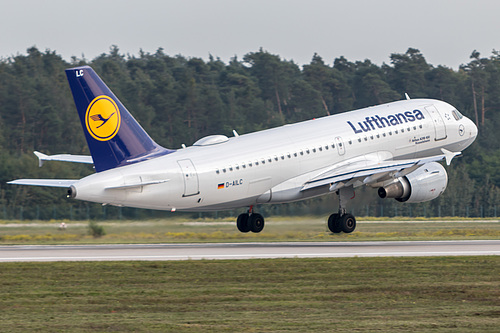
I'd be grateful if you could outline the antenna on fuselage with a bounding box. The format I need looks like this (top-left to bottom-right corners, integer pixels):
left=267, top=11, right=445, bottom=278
left=405, top=93, right=411, bottom=100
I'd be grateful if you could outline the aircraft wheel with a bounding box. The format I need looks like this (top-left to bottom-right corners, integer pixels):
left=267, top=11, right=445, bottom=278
left=327, top=213, right=342, bottom=233
left=340, top=214, right=356, bottom=233
left=236, top=213, right=250, bottom=233
left=249, top=213, right=265, bottom=233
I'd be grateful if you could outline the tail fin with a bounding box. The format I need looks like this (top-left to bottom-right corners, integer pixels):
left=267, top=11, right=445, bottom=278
left=65, top=66, right=173, bottom=172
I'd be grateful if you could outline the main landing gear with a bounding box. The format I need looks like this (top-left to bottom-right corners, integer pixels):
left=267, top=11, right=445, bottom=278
left=327, top=212, right=356, bottom=233
left=236, top=206, right=265, bottom=233
left=327, top=186, right=357, bottom=234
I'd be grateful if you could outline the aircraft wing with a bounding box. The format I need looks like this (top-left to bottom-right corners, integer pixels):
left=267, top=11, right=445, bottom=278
left=34, top=151, right=93, bottom=167
left=301, top=149, right=460, bottom=192
left=7, top=179, right=77, bottom=188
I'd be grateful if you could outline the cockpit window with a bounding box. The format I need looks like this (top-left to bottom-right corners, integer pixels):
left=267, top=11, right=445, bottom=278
left=452, top=109, right=463, bottom=121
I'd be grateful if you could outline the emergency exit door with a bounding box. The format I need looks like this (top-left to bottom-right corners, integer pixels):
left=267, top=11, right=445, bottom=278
left=425, top=105, right=447, bottom=141
left=177, top=159, right=199, bottom=197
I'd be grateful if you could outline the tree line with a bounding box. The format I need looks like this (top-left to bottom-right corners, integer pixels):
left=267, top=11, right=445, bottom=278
left=0, top=46, right=498, bottom=219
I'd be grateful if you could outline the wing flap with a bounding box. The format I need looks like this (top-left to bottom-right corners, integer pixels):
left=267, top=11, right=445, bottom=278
left=301, top=153, right=451, bottom=192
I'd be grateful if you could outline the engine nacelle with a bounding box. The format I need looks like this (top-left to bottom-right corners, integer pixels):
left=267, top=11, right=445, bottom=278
left=378, top=162, right=448, bottom=203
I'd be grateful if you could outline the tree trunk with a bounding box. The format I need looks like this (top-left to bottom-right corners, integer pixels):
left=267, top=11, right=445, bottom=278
left=471, top=81, right=479, bottom=126
left=481, top=85, right=486, bottom=126
left=321, top=96, right=331, bottom=116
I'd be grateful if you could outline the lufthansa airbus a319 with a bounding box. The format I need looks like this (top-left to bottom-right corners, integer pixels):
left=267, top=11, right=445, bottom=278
left=9, top=66, right=478, bottom=234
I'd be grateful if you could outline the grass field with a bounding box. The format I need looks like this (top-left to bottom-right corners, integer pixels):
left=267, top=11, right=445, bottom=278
left=0, top=257, right=498, bottom=332
left=0, top=216, right=499, bottom=244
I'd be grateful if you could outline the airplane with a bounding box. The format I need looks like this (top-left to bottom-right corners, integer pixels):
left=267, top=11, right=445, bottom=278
left=8, top=66, right=478, bottom=234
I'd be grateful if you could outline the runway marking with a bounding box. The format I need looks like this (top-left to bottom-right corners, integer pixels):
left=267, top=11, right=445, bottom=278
left=2, top=251, right=500, bottom=261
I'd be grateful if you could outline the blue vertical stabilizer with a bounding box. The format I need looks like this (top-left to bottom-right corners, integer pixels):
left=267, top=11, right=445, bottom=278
left=65, top=66, right=173, bottom=172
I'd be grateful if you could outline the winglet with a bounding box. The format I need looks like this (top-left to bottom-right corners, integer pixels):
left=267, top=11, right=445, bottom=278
left=34, top=151, right=48, bottom=167
left=441, top=148, right=461, bottom=165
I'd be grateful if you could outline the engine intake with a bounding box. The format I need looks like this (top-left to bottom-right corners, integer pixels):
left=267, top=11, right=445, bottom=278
left=378, top=162, right=448, bottom=203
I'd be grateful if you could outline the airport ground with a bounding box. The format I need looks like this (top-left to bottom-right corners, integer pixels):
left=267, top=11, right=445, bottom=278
left=0, top=216, right=500, bottom=244
left=0, top=217, right=499, bottom=332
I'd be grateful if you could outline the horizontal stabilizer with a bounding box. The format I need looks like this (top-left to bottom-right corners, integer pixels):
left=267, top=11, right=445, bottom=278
left=34, top=151, right=93, bottom=167
left=7, top=179, right=77, bottom=188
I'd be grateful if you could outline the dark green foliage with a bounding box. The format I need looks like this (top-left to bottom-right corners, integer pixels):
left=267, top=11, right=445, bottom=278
left=88, top=221, right=106, bottom=237
left=0, top=46, right=499, bottom=218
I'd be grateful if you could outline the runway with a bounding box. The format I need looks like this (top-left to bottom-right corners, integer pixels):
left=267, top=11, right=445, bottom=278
left=0, top=240, right=499, bottom=262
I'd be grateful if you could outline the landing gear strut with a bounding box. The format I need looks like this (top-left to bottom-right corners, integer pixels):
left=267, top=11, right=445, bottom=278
left=236, top=206, right=265, bottom=233
left=327, top=186, right=357, bottom=234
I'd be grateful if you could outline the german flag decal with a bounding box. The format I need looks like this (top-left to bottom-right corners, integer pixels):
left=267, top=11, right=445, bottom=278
left=217, top=183, right=225, bottom=189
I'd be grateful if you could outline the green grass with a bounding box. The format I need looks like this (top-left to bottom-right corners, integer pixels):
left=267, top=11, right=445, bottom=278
left=0, top=217, right=499, bottom=244
left=0, top=257, right=498, bottom=332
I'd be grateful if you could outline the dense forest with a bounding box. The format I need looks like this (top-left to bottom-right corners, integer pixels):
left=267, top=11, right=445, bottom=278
left=0, top=46, right=498, bottom=220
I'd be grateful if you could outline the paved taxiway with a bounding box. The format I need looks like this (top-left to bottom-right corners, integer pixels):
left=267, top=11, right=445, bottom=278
left=0, top=240, right=499, bottom=262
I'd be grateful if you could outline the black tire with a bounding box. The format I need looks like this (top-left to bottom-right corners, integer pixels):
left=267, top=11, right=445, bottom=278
left=236, top=213, right=250, bottom=233
left=249, top=213, right=265, bottom=233
left=340, top=214, right=356, bottom=233
left=327, top=213, right=342, bottom=233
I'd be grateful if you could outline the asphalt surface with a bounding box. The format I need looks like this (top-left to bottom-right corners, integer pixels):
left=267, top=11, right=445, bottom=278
left=0, top=240, right=499, bottom=262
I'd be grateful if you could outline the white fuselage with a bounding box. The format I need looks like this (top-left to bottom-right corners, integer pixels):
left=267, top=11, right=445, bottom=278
left=72, top=99, right=477, bottom=211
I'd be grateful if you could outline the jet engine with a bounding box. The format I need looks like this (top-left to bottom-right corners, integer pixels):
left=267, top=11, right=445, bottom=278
left=378, top=162, right=448, bottom=203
